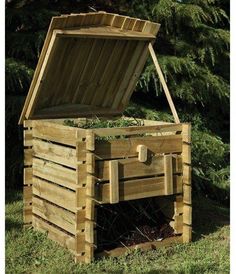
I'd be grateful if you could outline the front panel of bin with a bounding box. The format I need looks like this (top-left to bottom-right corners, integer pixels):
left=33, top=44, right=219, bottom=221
left=93, top=133, right=183, bottom=204
left=19, top=12, right=160, bottom=124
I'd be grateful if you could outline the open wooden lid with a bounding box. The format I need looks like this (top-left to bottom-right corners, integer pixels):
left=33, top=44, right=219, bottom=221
left=19, top=12, right=160, bottom=124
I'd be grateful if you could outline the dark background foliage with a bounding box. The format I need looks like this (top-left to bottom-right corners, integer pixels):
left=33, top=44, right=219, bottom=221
left=5, top=0, right=230, bottom=205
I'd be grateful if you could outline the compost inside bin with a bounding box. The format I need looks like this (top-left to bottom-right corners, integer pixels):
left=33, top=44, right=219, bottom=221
left=96, top=197, right=175, bottom=252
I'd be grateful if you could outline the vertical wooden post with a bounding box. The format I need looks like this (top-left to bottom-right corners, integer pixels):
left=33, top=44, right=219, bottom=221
left=84, top=130, right=96, bottom=263
left=23, top=120, right=33, bottom=228
left=109, top=160, right=119, bottom=204
left=182, top=124, right=192, bottom=243
left=75, top=132, right=90, bottom=263
left=164, top=154, right=174, bottom=195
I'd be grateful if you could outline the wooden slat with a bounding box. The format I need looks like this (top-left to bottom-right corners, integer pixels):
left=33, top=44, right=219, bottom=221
left=118, top=42, right=149, bottom=109
left=109, top=160, right=119, bottom=204
left=101, top=40, right=131, bottom=107
left=56, top=28, right=156, bottom=40
left=97, top=155, right=182, bottom=181
left=24, top=167, right=32, bottom=185
left=164, top=155, right=174, bottom=195
left=183, top=185, right=191, bottom=204
left=25, top=32, right=58, bottom=119
left=182, top=143, right=191, bottom=165
left=183, top=165, right=191, bottom=185
left=24, top=129, right=32, bottom=147
left=33, top=139, right=77, bottom=168
left=32, top=177, right=76, bottom=212
left=92, top=124, right=182, bottom=137
left=98, top=235, right=182, bottom=258
left=32, top=120, right=78, bottom=146
left=75, top=209, right=86, bottom=230
left=93, top=135, right=182, bottom=160
left=32, top=196, right=76, bottom=234
left=24, top=148, right=33, bottom=166
left=32, top=215, right=76, bottom=251
left=183, top=225, right=192, bottom=243
left=76, top=187, right=86, bottom=208
left=23, top=185, right=32, bottom=204
left=23, top=205, right=32, bottom=224
left=112, top=41, right=146, bottom=109
left=98, top=175, right=182, bottom=204
left=183, top=205, right=192, bottom=226
left=33, top=158, right=76, bottom=190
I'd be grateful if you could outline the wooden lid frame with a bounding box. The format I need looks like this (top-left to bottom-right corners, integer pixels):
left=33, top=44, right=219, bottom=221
left=19, top=12, right=160, bottom=124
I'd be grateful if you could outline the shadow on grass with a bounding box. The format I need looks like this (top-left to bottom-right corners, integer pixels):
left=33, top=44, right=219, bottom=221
left=192, top=193, right=229, bottom=241
left=5, top=217, right=22, bottom=231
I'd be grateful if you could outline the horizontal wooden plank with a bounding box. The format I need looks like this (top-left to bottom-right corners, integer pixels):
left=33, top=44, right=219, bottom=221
left=32, top=177, right=76, bottom=212
left=23, top=185, right=32, bottom=204
left=96, top=135, right=182, bottom=160
left=32, top=120, right=79, bottom=146
left=77, top=135, right=182, bottom=160
left=55, top=28, right=156, bottom=40
left=97, top=155, right=182, bottom=181
left=33, top=158, right=76, bottom=190
left=97, top=235, right=183, bottom=258
left=24, top=167, right=32, bottom=185
left=33, top=139, right=77, bottom=168
left=92, top=124, right=182, bottom=137
left=24, top=129, right=32, bottom=147
left=32, top=215, right=76, bottom=251
left=98, top=175, right=182, bottom=204
left=24, top=148, right=33, bottom=166
left=32, top=196, right=76, bottom=234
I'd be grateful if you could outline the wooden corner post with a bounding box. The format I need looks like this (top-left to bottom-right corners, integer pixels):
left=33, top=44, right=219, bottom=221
left=85, top=131, right=96, bottom=263
left=23, top=120, right=33, bottom=227
left=182, top=124, right=192, bottom=242
left=75, top=131, right=96, bottom=263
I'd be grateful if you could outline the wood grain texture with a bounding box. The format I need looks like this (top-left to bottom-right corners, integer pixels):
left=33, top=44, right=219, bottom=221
left=32, top=177, right=76, bottom=212
left=98, top=175, right=182, bottom=203
left=78, top=135, right=182, bottom=160
left=32, top=196, right=76, bottom=234
left=98, top=235, right=182, bottom=258
left=109, top=160, right=119, bottom=204
left=33, top=139, right=77, bottom=168
left=164, top=154, right=174, bottom=195
left=97, top=155, right=182, bottom=181
left=33, top=158, right=77, bottom=190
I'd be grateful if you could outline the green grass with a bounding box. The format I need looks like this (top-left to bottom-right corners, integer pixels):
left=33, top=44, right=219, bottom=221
left=6, top=191, right=229, bottom=274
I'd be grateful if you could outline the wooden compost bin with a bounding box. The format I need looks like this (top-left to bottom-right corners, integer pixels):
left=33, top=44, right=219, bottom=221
left=19, top=12, right=192, bottom=263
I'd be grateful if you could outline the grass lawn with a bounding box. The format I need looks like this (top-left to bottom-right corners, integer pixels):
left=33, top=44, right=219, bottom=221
left=5, top=191, right=229, bottom=274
